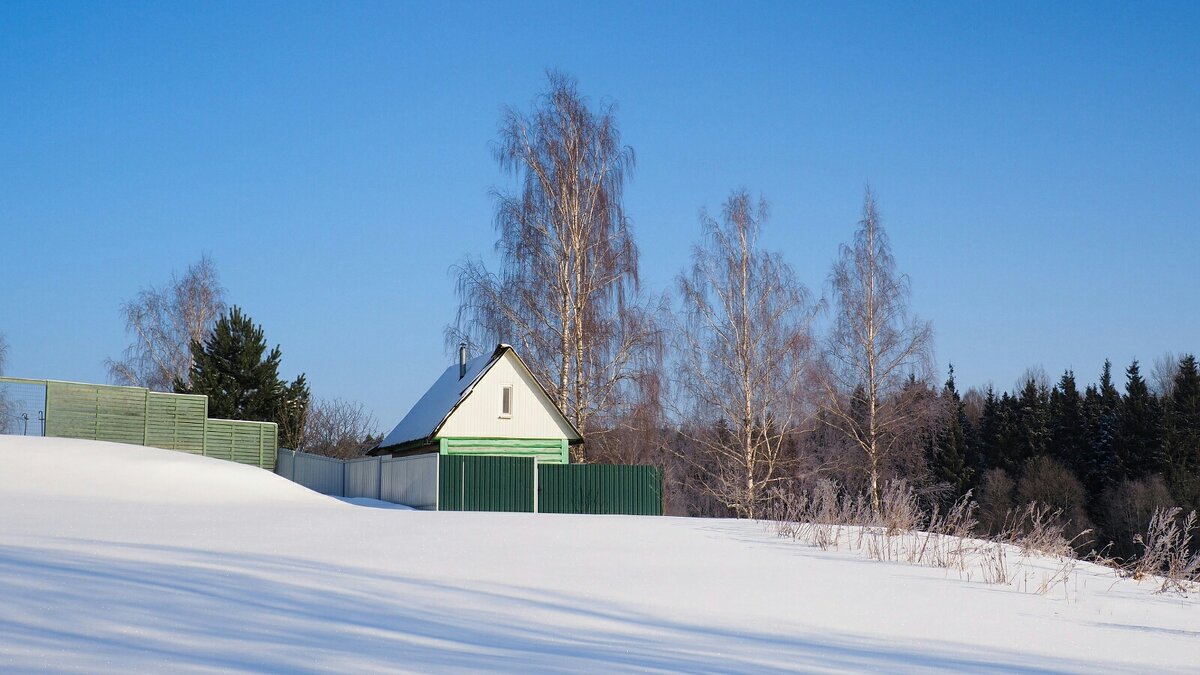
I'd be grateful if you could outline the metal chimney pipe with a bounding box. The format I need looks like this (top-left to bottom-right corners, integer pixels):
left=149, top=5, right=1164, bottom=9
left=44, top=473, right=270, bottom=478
left=458, top=343, right=468, bottom=379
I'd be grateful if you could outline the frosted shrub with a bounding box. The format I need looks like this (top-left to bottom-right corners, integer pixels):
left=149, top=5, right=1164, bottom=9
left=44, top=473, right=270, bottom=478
left=766, top=490, right=808, bottom=541
left=877, top=480, right=922, bottom=535
left=980, top=542, right=1010, bottom=585
left=999, top=502, right=1079, bottom=559
left=913, top=492, right=978, bottom=570
left=1131, top=507, right=1200, bottom=595
left=766, top=483, right=1088, bottom=597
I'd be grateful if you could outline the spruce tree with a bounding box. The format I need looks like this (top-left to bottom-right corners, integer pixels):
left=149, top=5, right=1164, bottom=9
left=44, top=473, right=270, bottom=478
left=930, top=366, right=971, bottom=500
left=1081, top=360, right=1120, bottom=496
left=177, top=306, right=310, bottom=449
left=977, top=387, right=1007, bottom=474
left=1049, top=370, right=1086, bottom=475
left=1163, top=354, right=1200, bottom=509
left=1013, top=377, right=1050, bottom=466
left=1116, top=360, right=1162, bottom=481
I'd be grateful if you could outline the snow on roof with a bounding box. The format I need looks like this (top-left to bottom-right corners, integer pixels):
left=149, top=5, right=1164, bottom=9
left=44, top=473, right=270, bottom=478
left=377, top=346, right=503, bottom=450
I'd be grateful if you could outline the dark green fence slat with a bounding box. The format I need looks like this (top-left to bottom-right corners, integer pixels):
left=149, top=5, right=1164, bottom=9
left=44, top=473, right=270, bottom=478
left=438, top=455, right=535, bottom=512
left=537, top=464, right=662, bottom=515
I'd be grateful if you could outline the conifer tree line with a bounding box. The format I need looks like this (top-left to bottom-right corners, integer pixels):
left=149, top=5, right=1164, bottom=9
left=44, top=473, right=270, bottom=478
left=924, top=357, right=1200, bottom=557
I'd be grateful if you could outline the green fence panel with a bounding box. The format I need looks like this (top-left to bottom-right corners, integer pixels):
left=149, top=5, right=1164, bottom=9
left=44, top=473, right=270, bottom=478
left=45, top=382, right=147, bottom=445
left=145, top=392, right=207, bottom=454
left=438, top=455, right=535, bottom=512
left=15, top=378, right=276, bottom=470
left=204, top=418, right=277, bottom=470
left=204, top=419, right=234, bottom=461
left=537, top=464, right=663, bottom=515
left=260, top=423, right=278, bottom=471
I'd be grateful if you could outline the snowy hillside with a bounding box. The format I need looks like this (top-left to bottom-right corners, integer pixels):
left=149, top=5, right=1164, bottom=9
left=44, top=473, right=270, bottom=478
left=0, top=436, right=1196, bottom=673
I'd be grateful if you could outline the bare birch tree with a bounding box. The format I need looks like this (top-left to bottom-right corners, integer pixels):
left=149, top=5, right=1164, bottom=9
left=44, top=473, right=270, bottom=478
left=106, top=255, right=226, bottom=391
left=450, top=71, right=659, bottom=461
left=0, top=332, right=9, bottom=426
left=822, top=188, right=933, bottom=511
left=673, top=191, right=817, bottom=518
left=1152, top=352, right=1180, bottom=397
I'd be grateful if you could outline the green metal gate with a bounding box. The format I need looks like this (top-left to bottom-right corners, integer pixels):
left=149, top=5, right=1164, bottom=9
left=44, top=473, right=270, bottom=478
left=538, top=464, right=663, bottom=515
left=438, top=455, right=535, bottom=512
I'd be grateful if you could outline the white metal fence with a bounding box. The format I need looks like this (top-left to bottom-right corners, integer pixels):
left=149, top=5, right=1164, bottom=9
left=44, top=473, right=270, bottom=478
left=277, top=449, right=438, bottom=509
left=381, top=454, right=439, bottom=508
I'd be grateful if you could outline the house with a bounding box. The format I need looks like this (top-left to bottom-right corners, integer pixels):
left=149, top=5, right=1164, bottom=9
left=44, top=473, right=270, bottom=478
left=369, top=344, right=582, bottom=463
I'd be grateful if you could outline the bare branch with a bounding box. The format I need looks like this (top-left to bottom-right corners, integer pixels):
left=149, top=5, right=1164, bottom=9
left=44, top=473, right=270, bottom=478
left=106, top=255, right=226, bottom=391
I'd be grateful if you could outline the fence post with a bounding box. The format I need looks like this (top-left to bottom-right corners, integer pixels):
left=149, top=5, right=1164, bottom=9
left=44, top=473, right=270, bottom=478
left=142, top=389, right=149, bottom=447
left=376, top=456, right=383, bottom=500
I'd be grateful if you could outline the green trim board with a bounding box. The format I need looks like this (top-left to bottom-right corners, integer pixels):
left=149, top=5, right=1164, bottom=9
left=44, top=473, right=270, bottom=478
left=437, top=437, right=569, bottom=464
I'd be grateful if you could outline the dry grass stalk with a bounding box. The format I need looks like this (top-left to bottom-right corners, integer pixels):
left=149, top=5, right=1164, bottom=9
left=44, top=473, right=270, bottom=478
left=1129, top=507, right=1200, bottom=595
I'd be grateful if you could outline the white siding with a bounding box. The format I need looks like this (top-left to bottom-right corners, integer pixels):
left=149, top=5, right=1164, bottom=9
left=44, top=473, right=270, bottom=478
left=438, top=351, right=579, bottom=441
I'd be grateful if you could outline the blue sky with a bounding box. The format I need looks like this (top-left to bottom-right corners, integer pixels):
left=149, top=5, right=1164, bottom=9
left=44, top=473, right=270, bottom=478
left=2, top=2, right=1197, bottom=426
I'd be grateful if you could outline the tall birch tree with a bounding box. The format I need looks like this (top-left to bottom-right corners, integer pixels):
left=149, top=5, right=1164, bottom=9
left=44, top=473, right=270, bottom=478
left=0, top=333, right=9, bottom=429
left=823, top=188, right=933, bottom=511
left=674, top=191, right=816, bottom=517
left=107, top=255, right=226, bottom=391
left=450, top=72, right=657, bottom=460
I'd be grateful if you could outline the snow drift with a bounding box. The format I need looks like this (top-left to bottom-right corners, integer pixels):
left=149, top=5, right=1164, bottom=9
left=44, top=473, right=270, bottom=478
left=0, top=436, right=1197, bottom=673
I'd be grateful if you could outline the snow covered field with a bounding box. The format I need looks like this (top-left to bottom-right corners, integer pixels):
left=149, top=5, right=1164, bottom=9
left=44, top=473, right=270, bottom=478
left=0, top=436, right=1196, bottom=673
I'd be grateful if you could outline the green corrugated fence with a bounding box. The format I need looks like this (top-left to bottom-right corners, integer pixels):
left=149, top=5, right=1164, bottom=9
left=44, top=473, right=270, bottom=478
left=538, top=464, right=663, bottom=515
left=438, top=455, right=535, bottom=512
left=2, top=376, right=276, bottom=470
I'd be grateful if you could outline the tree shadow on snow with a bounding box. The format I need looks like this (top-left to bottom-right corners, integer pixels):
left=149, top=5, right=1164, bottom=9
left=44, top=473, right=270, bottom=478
left=0, top=539, right=1153, bottom=673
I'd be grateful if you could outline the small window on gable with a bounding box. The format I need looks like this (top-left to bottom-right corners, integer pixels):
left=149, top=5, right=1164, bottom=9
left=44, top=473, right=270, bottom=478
left=500, top=384, right=513, bottom=418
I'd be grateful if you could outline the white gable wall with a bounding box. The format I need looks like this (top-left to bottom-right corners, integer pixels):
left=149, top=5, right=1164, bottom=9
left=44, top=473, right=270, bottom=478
left=438, top=352, right=578, bottom=441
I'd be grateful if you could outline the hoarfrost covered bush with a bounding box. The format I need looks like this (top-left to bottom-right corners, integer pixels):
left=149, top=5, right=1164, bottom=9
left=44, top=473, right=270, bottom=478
left=1129, top=507, right=1200, bottom=595
left=997, top=502, right=1083, bottom=559
left=765, top=480, right=1086, bottom=596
